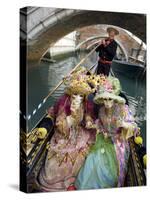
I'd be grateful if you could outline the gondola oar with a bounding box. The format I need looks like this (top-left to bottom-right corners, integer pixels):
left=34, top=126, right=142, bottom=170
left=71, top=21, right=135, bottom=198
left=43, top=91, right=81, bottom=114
left=43, top=43, right=100, bottom=102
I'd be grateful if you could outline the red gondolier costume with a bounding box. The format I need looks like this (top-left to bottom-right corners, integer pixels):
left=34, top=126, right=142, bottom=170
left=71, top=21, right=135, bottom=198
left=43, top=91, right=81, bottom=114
left=95, top=38, right=118, bottom=76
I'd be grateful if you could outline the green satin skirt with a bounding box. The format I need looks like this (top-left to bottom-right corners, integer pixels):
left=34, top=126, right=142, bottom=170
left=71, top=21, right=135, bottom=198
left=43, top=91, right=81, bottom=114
left=75, top=134, right=119, bottom=189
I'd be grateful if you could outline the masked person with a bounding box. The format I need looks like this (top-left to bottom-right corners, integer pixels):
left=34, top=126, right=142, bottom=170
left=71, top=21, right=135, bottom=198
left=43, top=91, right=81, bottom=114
left=37, top=72, right=96, bottom=192
left=75, top=78, right=139, bottom=189
left=96, top=27, right=119, bottom=76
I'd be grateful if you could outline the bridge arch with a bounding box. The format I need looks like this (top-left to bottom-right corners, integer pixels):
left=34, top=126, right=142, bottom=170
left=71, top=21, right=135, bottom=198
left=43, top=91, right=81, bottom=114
left=20, top=7, right=146, bottom=64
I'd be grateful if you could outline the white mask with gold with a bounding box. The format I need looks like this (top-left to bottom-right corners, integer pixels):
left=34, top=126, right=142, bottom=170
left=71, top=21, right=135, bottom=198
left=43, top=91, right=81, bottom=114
left=68, top=94, right=84, bottom=128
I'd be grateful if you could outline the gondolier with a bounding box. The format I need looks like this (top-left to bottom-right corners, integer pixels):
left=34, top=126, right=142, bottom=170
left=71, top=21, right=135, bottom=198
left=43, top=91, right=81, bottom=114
left=96, top=27, right=119, bottom=76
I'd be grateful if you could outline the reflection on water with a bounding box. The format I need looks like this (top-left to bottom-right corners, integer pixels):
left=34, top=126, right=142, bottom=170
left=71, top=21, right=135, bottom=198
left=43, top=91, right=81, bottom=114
left=27, top=52, right=146, bottom=146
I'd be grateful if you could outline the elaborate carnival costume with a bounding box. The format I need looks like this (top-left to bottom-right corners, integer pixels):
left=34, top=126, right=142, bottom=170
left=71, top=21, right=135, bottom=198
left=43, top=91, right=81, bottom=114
left=37, top=68, right=96, bottom=192
left=75, top=77, right=139, bottom=189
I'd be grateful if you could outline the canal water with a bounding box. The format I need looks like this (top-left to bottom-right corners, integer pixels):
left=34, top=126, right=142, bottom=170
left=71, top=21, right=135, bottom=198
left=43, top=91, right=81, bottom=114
left=27, top=51, right=146, bottom=146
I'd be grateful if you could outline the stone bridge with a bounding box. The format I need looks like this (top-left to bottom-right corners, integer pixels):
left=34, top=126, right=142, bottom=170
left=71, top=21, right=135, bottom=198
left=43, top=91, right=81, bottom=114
left=20, top=7, right=146, bottom=65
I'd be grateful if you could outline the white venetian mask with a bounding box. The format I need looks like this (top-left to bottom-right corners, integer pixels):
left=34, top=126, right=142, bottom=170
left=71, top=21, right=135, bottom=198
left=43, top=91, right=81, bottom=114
left=103, top=98, right=114, bottom=109
left=70, top=94, right=84, bottom=112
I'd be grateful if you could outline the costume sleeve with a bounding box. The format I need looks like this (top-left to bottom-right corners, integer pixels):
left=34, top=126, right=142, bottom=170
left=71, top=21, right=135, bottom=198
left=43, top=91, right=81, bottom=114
left=123, top=105, right=135, bottom=123
left=115, top=105, right=137, bottom=129
left=121, top=105, right=139, bottom=138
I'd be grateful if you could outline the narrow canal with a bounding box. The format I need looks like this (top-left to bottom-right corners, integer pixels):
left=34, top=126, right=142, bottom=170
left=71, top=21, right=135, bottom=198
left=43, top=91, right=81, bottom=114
left=28, top=51, right=146, bottom=145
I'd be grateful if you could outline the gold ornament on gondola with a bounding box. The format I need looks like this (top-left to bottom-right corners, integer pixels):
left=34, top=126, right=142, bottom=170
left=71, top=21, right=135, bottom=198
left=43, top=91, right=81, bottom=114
left=134, top=136, right=143, bottom=146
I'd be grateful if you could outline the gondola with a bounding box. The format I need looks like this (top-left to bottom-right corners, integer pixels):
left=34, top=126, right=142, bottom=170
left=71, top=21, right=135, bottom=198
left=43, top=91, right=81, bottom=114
left=20, top=45, right=146, bottom=192
left=111, top=60, right=146, bottom=79
left=20, top=91, right=146, bottom=193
